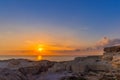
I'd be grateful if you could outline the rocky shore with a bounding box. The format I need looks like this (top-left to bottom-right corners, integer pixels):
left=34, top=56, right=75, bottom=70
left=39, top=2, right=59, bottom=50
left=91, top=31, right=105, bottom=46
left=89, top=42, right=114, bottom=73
left=1, top=46, right=120, bottom=80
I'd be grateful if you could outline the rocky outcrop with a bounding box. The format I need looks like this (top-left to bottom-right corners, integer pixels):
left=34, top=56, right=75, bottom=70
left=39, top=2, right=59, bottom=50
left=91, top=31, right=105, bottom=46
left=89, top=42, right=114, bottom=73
left=48, top=62, right=66, bottom=72
left=104, top=46, right=120, bottom=53
left=19, top=60, right=54, bottom=75
left=47, top=45, right=120, bottom=80
left=103, top=46, right=120, bottom=70
left=1, top=45, right=120, bottom=80
left=0, top=68, right=27, bottom=80
left=48, top=56, right=112, bottom=74
left=0, top=60, right=55, bottom=80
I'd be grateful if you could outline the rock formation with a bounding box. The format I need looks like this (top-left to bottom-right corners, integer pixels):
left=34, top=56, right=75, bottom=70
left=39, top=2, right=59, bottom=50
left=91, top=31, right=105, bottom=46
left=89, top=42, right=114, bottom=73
left=0, top=46, right=120, bottom=80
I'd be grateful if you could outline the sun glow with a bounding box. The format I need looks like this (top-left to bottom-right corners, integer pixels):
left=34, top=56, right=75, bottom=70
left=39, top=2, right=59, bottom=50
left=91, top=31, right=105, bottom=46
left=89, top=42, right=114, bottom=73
left=37, top=55, right=42, bottom=60
left=38, top=47, right=43, bottom=52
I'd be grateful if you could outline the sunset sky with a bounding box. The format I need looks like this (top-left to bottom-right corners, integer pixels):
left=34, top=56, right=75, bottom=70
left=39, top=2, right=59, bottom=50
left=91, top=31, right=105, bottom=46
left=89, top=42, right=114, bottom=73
left=0, top=0, right=120, bottom=55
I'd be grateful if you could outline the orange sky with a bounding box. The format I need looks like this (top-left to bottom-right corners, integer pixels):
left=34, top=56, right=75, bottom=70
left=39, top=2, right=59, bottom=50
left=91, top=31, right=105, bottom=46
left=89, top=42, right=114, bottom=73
left=1, top=0, right=120, bottom=56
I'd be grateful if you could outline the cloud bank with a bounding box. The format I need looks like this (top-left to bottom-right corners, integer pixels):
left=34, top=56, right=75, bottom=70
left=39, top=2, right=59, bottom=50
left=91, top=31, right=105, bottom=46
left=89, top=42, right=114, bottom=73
left=95, top=37, right=120, bottom=48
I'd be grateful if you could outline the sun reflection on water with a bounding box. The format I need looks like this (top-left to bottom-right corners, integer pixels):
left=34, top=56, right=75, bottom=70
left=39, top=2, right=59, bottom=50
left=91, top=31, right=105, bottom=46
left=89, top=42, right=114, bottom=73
left=36, top=55, right=42, bottom=60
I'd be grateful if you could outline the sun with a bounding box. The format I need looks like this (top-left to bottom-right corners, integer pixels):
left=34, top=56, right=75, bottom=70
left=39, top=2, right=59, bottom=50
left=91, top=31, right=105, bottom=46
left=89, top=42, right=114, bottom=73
left=38, top=47, right=43, bottom=52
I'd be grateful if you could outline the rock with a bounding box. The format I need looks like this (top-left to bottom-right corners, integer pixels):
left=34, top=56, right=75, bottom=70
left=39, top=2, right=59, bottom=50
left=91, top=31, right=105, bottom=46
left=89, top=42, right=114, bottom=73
left=74, top=56, right=101, bottom=62
left=1, top=59, right=35, bottom=69
left=0, top=68, right=27, bottom=80
left=19, top=66, right=42, bottom=75
left=48, top=56, right=112, bottom=74
left=103, top=46, right=120, bottom=69
left=85, top=76, right=99, bottom=80
left=99, top=74, right=116, bottom=80
left=104, top=46, right=120, bottom=53
left=7, top=59, right=21, bottom=68
left=60, top=76, right=86, bottom=80
left=19, top=60, right=55, bottom=75
left=102, top=53, right=113, bottom=61
left=72, top=56, right=110, bottom=73
left=1, top=45, right=120, bottom=80
left=71, top=62, right=88, bottom=73
left=36, top=72, right=69, bottom=80
left=111, top=55, right=120, bottom=68
left=88, top=60, right=112, bottom=72
left=48, top=62, right=66, bottom=72
left=37, top=60, right=55, bottom=68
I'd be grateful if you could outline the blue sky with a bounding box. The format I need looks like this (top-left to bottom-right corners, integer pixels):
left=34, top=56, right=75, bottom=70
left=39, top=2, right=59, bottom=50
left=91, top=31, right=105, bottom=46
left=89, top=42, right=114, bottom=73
left=0, top=0, right=120, bottom=51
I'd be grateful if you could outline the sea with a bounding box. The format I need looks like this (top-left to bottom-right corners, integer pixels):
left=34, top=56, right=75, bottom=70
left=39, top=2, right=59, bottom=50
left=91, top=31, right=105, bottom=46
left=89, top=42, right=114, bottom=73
left=0, top=51, right=102, bottom=61
left=0, top=55, right=82, bottom=62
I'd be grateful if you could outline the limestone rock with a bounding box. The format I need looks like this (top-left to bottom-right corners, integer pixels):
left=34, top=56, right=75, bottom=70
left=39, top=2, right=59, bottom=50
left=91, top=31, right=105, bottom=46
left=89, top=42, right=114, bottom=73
left=19, top=66, right=42, bottom=75
left=71, top=62, right=88, bottom=73
left=19, top=60, right=55, bottom=75
left=111, top=55, right=120, bottom=68
left=102, top=53, right=113, bottom=61
left=88, top=60, right=112, bottom=72
left=48, top=62, right=66, bottom=72
left=104, top=46, right=120, bottom=53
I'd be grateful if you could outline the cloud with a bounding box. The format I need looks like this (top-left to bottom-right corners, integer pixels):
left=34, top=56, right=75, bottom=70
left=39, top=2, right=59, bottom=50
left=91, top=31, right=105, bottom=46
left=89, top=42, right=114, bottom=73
left=82, top=37, right=120, bottom=53
left=95, top=37, right=120, bottom=48
left=95, top=37, right=110, bottom=48
left=2, top=37, right=120, bottom=56
left=106, top=38, right=120, bottom=46
left=49, top=49, right=81, bottom=53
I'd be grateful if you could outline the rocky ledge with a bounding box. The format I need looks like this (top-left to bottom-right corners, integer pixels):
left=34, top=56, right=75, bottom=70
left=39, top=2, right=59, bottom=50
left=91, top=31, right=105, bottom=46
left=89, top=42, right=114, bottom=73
left=1, top=46, right=120, bottom=80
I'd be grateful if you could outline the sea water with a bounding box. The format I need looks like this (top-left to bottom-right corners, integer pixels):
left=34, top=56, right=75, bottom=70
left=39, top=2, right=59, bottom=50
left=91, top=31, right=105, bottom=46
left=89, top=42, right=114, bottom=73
left=0, top=55, right=79, bottom=61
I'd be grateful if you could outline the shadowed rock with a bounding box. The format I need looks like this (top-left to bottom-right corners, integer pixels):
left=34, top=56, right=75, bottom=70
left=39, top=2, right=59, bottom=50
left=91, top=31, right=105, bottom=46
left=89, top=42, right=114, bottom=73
left=104, top=46, right=120, bottom=53
left=0, top=68, right=27, bottom=80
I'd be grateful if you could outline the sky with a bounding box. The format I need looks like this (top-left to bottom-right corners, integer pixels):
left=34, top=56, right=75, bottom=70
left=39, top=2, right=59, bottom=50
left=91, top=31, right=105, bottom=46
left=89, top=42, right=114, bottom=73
left=0, top=0, right=120, bottom=55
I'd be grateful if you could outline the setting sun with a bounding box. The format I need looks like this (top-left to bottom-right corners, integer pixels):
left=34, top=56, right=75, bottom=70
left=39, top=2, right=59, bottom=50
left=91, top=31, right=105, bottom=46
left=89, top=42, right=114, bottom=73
left=38, top=48, right=43, bottom=52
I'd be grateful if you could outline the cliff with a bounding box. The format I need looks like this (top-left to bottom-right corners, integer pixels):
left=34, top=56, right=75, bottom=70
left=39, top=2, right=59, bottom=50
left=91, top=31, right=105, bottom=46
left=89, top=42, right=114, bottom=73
left=104, top=46, right=120, bottom=53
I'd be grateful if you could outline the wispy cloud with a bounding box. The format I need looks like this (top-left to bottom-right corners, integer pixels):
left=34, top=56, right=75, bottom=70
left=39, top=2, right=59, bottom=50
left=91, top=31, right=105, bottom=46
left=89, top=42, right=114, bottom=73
left=83, top=37, right=120, bottom=52
left=95, top=37, right=120, bottom=48
left=1, top=37, right=120, bottom=56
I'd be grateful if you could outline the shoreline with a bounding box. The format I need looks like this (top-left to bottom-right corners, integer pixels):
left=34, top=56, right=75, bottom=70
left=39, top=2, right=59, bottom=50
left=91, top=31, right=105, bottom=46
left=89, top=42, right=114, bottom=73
left=0, top=46, right=120, bottom=80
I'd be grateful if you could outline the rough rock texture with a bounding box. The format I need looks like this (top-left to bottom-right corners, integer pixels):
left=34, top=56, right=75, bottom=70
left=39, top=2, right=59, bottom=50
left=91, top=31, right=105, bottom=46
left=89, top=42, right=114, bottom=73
left=0, top=68, right=27, bottom=80
left=48, top=62, right=66, bottom=72
left=104, top=46, right=120, bottom=53
left=103, top=46, right=120, bottom=70
left=18, top=60, right=55, bottom=76
left=71, top=62, right=88, bottom=73
left=0, top=60, right=55, bottom=80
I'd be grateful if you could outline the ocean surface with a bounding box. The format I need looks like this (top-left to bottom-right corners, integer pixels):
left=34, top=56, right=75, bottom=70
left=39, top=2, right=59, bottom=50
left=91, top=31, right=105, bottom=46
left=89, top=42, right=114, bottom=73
left=0, top=50, right=102, bottom=61
left=0, top=55, right=82, bottom=61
